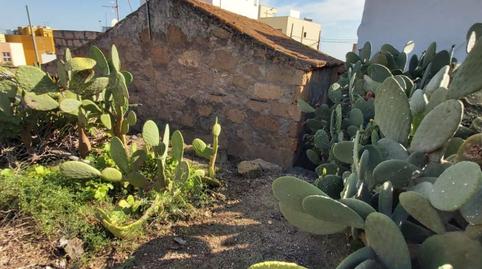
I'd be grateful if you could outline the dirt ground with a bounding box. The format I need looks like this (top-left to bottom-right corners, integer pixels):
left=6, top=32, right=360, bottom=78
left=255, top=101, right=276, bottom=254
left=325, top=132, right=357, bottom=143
left=0, top=165, right=349, bottom=269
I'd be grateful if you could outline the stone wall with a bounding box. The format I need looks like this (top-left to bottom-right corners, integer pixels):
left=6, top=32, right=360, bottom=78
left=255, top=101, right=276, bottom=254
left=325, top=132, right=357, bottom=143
left=71, top=0, right=341, bottom=167
left=53, top=30, right=100, bottom=59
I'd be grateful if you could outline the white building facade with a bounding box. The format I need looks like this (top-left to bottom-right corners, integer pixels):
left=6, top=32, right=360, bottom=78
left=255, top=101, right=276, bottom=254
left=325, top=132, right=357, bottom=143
left=202, top=0, right=260, bottom=19
left=357, top=0, right=482, bottom=61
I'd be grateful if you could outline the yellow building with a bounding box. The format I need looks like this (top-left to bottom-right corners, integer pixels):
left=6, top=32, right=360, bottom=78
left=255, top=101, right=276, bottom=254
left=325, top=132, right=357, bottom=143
left=5, top=26, right=56, bottom=65
left=259, top=7, right=322, bottom=50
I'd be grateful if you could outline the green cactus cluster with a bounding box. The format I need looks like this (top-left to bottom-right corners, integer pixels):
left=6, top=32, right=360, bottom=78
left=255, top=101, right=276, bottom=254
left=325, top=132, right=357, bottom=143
left=59, top=118, right=221, bottom=238
left=265, top=23, right=482, bottom=269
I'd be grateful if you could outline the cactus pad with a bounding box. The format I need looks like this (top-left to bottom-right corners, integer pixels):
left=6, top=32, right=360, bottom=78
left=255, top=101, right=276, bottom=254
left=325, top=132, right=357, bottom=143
left=333, top=141, right=354, bottom=164
left=249, top=261, right=307, bottom=269
left=410, top=100, right=463, bottom=153
left=297, top=98, right=315, bottom=113
left=23, top=92, right=59, bottom=111
left=367, top=64, right=392, bottom=83
left=101, top=167, right=123, bottom=182
left=399, top=191, right=445, bottom=233
left=447, top=38, right=482, bottom=99
left=171, top=130, right=184, bottom=164
left=16, top=65, right=57, bottom=93
left=142, top=120, right=160, bottom=147
left=100, top=114, right=112, bottom=130
left=339, top=198, right=375, bottom=220
left=89, top=46, right=110, bottom=76
left=278, top=202, right=346, bottom=235
left=374, top=77, right=411, bottom=144
left=315, top=175, right=343, bottom=199
left=425, top=66, right=450, bottom=96
left=461, top=187, right=482, bottom=225
left=125, top=171, right=148, bottom=188
left=59, top=98, right=82, bottom=115
left=313, top=129, right=330, bottom=151
left=378, top=181, right=393, bottom=216
left=174, top=160, right=190, bottom=182
left=60, top=161, right=101, bottom=179
left=364, top=212, right=411, bottom=269
left=302, top=195, right=364, bottom=228
left=335, top=247, right=375, bottom=269
left=430, top=161, right=482, bottom=211
left=272, top=176, right=326, bottom=211
left=377, top=138, right=409, bottom=160
left=110, top=45, right=121, bottom=72
left=418, top=232, right=482, bottom=269
left=373, top=160, right=418, bottom=188
left=110, top=137, right=129, bottom=173
left=66, top=57, right=96, bottom=72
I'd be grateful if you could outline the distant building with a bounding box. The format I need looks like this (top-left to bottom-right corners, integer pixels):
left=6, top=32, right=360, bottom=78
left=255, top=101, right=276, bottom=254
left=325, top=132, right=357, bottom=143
left=5, top=26, right=56, bottom=65
left=259, top=6, right=322, bottom=50
left=0, top=34, right=26, bottom=66
left=201, top=0, right=260, bottom=19
left=357, top=0, right=482, bottom=61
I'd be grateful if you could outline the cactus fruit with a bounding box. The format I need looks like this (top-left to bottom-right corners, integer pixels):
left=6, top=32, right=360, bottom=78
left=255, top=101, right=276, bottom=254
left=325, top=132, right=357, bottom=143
left=364, top=212, right=411, bottom=269
left=399, top=191, right=446, bottom=234
left=372, top=160, right=418, bottom=188
left=339, top=198, right=376, bottom=220
left=302, top=195, right=364, bottom=228
left=447, top=37, right=482, bottom=99
left=248, top=261, right=307, bottom=269
left=456, top=134, right=482, bottom=165
left=60, top=161, right=101, bottom=179
left=374, top=77, right=411, bottom=144
left=378, top=181, right=393, bottom=216
left=430, top=161, right=482, bottom=211
left=171, top=130, right=184, bottom=164
left=101, top=167, right=123, bottom=182
left=409, top=100, right=463, bottom=153
left=142, top=120, right=160, bottom=147
left=335, top=247, right=376, bottom=269
left=418, top=232, right=482, bottom=269
left=23, top=92, right=59, bottom=111
left=333, top=141, right=354, bottom=164
left=110, top=137, right=129, bottom=173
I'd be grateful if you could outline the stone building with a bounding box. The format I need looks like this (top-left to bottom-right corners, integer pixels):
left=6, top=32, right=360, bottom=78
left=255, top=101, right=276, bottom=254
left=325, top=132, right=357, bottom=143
left=72, top=0, right=343, bottom=167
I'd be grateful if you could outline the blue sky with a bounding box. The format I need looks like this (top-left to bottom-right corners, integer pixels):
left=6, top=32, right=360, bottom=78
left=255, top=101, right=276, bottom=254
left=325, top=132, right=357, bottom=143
left=0, top=0, right=365, bottom=59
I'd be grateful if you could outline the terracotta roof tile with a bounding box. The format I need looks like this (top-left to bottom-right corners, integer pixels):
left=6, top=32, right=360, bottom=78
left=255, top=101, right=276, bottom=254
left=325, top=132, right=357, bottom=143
left=185, top=0, right=344, bottom=69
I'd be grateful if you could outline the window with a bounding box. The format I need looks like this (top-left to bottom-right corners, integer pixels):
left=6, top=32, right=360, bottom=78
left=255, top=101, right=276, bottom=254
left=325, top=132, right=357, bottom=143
left=2, top=52, right=11, bottom=62
left=303, top=32, right=307, bottom=38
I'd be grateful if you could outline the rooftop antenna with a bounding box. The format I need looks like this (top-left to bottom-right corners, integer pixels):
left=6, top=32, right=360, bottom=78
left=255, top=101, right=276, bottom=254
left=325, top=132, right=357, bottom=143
left=25, top=5, right=40, bottom=66
left=102, top=0, right=120, bottom=21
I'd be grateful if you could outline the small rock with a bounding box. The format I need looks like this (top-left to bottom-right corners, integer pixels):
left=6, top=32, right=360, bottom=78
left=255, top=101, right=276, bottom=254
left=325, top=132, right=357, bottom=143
left=237, top=159, right=282, bottom=178
left=173, top=237, right=187, bottom=245
left=57, top=237, right=84, bottom=261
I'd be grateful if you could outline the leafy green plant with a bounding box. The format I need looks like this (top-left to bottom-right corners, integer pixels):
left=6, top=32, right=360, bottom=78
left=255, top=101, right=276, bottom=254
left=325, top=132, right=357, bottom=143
left=264, top=23, right=482, bottom=269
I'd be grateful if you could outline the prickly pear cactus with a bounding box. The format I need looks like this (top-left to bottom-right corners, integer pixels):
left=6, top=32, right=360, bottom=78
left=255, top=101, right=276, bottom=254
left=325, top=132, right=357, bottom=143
left=374, top=77, right=411, bottom=144
left=430, top=161, right=482, bottom=211
left=60, top=161, right=101, bottom=179
left=456, top=134, right=482, bottom=165
left=365, top=212, right=411, bottom=269
left=409, top=99, right=463, bottom=153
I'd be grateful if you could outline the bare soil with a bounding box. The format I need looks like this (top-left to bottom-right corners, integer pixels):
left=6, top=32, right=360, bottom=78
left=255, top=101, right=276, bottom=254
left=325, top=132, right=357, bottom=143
left=0, top=165, right=349, bottom=269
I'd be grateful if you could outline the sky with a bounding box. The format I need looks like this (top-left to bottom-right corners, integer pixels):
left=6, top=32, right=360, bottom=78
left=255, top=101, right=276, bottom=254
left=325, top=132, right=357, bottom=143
left=0, top=0, right=366, bottom=59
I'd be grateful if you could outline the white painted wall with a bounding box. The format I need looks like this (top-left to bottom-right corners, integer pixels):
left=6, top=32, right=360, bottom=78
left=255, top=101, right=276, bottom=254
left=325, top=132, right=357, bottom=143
left=357, top=0, right=482, bottom=61
left=0, top=42, right=26, bottom=66
left=202, top=0, right=260, bottom=19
